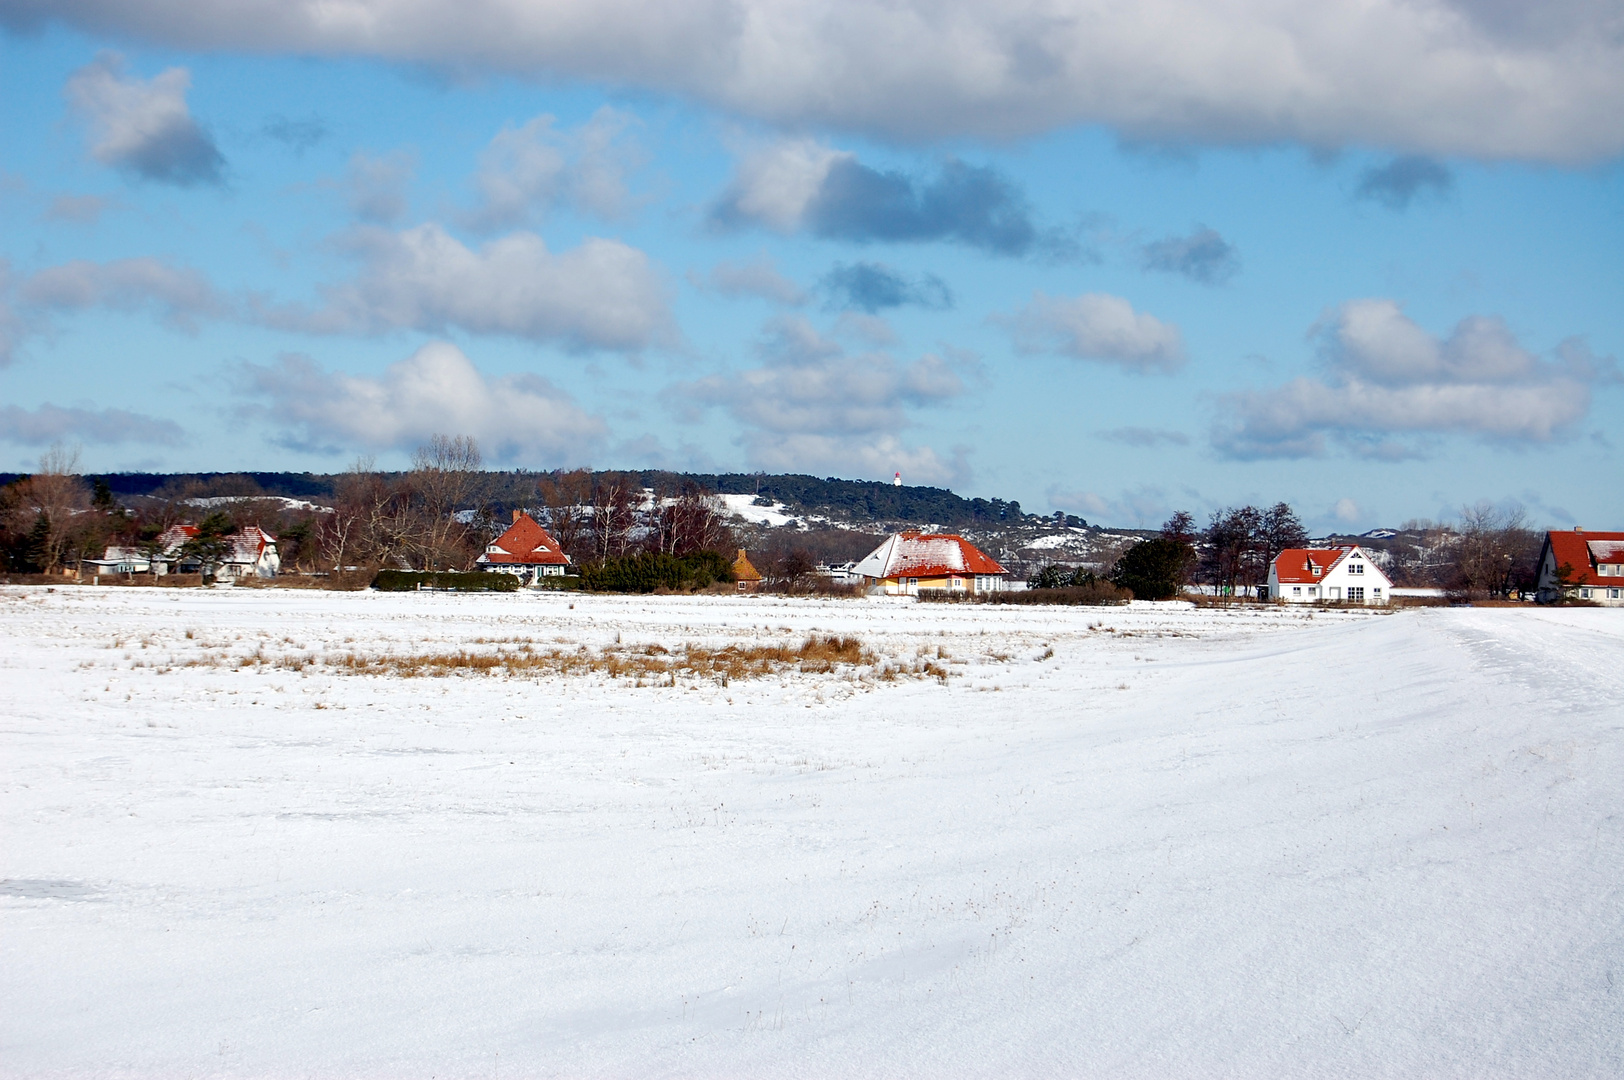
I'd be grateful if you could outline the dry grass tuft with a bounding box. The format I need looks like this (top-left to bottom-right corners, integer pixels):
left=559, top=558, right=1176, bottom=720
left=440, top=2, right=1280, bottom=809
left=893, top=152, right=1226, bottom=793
left=174, top=633, right=951, bottom=685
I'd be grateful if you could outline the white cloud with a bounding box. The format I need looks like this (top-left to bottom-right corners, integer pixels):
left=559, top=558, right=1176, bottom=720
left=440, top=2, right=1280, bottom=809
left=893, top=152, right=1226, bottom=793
left=21, top=257, right=227, bottom=332
left=680, top=315, right=965, bottom=483
left=1329, top=498, right=1363, bottom=526
left=343, top=150, right=416, bottom=224
left=997, top=292, right=1186, bottom=373
left=0, top=402, right=185, bottom=446
left=258, top=223, right=674, bottom=352
left=241, top=341, right=606, bottom=464
left=17, top=1, right=1624, bottom=161
left=1214, top=299, right=1610, bottom=459
left=64, top=52, right=223, bottom=185
left=697, top=254, right=807, bottom=306
left=711, top=139, right=849, bottom=232
left=462, top=107, right=642, bottom=232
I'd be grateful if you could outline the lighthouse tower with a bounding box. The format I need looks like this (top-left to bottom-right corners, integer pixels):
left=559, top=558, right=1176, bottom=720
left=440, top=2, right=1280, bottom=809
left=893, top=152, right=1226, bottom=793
left=893, top=471, right=901, bottom=487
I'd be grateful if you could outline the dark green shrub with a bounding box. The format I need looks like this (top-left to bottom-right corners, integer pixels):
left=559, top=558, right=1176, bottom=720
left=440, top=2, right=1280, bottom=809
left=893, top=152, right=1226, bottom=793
left=578, top=550, right=734, bottom=593
left=1110, top=538, right=1195, bottom=601
left=373, top=570, right=520, bottom=592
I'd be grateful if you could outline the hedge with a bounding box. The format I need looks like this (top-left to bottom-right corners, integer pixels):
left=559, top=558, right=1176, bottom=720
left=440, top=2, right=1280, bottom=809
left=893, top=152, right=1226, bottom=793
left=372, top=570, right=521, bottom=592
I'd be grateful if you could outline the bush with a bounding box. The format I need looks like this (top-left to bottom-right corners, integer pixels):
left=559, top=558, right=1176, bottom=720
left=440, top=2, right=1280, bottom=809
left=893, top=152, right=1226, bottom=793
left=918, top=581, right=1131, bottom=606
left=1111, top=538, right=1194, bottom=601
left=578, top=550, right=734, bottom=593
left=373, top=570, right=520, bottom=592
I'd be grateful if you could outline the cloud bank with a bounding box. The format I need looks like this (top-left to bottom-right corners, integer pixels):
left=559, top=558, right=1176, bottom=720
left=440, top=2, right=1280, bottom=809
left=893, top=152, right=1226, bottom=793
left=818, top=263, right=952, bottom=314
left=713, top=142, right=1059, bottom=257
left=0, top=402, right=184, bottom=446
left=681, top=315, right=965, bottom=483
left=256, top=224, right=674, bottom=352
left=64, top=52, right=224, bottom=186
left=241, top=342, right=606, bottom=463
left=1214, top=298, right=1611, bottom=458
left=462, top=107, right=641, bottom=232
left=997, top=292, right=1186, bottom=373
left=1141, top=227, right=1240, bottom=285
left=10, top=1, right=1624, bottom=161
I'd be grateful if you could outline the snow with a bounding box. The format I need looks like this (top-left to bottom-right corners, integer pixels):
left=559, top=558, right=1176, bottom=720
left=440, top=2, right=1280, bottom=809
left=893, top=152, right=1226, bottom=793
left=181, top=496, right=333, bottom=514
left=3, top=587, right=1621, bottom=1076
left=718, top=493, right=802, bottom=528
left=1022, top=532, right=1082, bottom=550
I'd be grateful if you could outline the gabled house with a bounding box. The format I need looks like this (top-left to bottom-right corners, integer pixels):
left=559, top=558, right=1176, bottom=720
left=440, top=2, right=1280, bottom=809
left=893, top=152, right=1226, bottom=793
left=1535, top=528, right=1624, bottom=606
left=219, top=526, right=280, bottom=579
left=731, top=549, right=763, bottom=593
left=1269, top=545, right=1391, bottom=604
left=854, top=533, right=1009, bottom=596
left=477, top=512, right=572, bottom=583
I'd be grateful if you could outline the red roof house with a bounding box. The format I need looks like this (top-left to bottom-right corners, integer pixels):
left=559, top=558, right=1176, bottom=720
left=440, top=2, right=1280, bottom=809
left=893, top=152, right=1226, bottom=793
left=853, top=533, right=1009, bottom=595
left=1268, top=545, right=1391, bottom=604
left=1536, top=529, right=1624, bottom=605
left=477, top=512, right=572, bottom=581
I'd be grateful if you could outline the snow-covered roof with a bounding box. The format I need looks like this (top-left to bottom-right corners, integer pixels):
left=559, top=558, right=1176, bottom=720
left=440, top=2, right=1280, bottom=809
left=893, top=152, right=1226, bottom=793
left=853, top=533, right=1007, bottom=580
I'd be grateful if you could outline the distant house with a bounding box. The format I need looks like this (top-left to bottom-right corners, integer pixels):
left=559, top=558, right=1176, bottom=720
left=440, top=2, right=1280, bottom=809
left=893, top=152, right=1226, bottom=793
left=1269, top=545, right=1391, bottom=605
left=83, top=523, right=280, bottom=580
left=81, top=546, right=153, bottom=577
left=1535, top=528, right=1624, bottom=606
left=732, top=549, right=763, bottom=593
left=477, top=512, right=571, bottom=583
left=219, top=526, right=280, bottom=579
left=854, top=533, right=1009, bottom=596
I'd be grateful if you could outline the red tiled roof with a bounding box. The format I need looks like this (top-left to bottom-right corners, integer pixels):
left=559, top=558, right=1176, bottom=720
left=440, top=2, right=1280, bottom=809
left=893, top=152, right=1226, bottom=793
left=1272, top=548, right=1350, bottom=584
left=854, top=533, right=1008, bottom=580
left=481, top=514, right=569, bottom=566
left=1544, top=530, right=1624, bottom=586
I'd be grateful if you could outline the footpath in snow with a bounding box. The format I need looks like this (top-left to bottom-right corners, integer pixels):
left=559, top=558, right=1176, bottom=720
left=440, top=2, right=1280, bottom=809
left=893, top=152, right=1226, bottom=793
left=2, top=586, right=1621, bottom=1076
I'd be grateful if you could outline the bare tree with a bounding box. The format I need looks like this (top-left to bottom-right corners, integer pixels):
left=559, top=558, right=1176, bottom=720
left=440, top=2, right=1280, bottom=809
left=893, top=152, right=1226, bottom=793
left=652, top=482, right=735, bottom=556
left=408, top=434, right=484, bottom=570
left=1452, top=502, right=1538, bottom=598
left=537, top=468, right=592, bottom=563
left=588, top=472, right=639, bottom=560
left=1201, top=505, right=1266, bottom=599
left=14, top=444, right=91, bottom=573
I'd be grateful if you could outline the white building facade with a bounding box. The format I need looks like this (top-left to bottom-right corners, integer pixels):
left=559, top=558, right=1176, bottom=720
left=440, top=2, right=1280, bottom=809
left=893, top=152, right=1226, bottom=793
left=1269, top=545, right=1392, bottom=605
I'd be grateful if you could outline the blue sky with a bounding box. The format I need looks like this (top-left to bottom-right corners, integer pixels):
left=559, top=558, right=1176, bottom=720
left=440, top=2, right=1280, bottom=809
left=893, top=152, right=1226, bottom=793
left=0, top=1, right=1620, bottom=532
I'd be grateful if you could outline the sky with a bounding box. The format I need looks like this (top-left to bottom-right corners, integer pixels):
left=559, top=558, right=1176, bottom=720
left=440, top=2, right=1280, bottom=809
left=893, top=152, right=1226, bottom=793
left=0, top=1, right=1619, bottom=533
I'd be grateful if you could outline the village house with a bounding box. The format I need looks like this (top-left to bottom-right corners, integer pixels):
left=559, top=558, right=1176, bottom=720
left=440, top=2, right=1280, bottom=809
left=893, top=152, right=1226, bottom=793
left=218, top=525, right=281, bottom=580
left=476, top=512, right=571, bottom=584
left=731, top=549, right=763, bottom=592
left=1268, top=545, right=1391, bottom=605
left=854, top=533, right=1009, bottom=596
left=82, top=522, right=280, bottom=580
left=1535, top=528, right=1624, bottom=606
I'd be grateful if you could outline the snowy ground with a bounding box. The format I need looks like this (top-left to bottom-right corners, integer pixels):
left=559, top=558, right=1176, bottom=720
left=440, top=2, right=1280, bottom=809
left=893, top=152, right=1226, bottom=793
left=3, top=587, right=1621, bottom=1077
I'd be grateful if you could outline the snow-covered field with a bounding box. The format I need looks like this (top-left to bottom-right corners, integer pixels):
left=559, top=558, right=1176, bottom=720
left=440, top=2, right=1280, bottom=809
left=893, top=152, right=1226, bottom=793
left=3, top=587, right=1621, bottom=1077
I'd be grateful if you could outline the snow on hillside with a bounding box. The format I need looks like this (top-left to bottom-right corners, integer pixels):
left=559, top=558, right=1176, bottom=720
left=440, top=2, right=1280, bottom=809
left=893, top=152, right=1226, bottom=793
left=2, top=588, right=1620, bottom=1075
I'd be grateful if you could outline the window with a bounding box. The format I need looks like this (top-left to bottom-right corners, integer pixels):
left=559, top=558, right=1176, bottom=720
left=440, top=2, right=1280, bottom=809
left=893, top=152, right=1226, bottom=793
left=1349, top=562, right=1364, bottom=575
left=1581, top=588, right=1592, bottom=598
left=1309, top=587, right=1318, bottom=596
left=1373, top=587, right=1382, bottom=595
left=1348, top=587, right=1365, bottom=602
left=1610, top=589, right=1620, bottom=599
left=1292, top=586, right=1301, bottom=595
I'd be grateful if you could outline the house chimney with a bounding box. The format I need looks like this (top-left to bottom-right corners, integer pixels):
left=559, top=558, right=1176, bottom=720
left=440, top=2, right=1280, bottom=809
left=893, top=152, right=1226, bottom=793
left=512, top=509, right=521, bottom=523
left=1575, top=526, right=1584, bottom=533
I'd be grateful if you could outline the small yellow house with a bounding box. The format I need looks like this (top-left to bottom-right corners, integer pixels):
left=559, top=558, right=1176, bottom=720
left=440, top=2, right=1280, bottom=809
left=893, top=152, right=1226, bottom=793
left=732, top=549, right=763, bottom=592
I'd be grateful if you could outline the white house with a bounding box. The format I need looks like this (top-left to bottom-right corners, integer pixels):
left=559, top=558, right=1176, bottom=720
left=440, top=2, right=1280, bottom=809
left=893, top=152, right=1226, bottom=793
left=1535, top=528, right=1624, bottom=606
left=477, top=512, right=572, bottom=583
left=1269, top=545, right=1391, bottom=605
left=853, top=533, right=1009, bottom=596
left=218, top=526, right=281, bottom=579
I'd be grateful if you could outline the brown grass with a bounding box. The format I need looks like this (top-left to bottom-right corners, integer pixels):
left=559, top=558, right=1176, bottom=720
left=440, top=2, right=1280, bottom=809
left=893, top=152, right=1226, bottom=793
left=178, top=633, right=952, bottom=685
